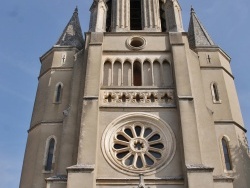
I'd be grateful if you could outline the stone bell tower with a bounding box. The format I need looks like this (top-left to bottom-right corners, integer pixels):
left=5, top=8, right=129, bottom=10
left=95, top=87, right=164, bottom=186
left=20, top=1, right=250, bottom=188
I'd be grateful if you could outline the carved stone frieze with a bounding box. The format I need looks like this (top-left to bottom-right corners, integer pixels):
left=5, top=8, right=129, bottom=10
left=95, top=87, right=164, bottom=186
left=100, top=89, right=175, bottom=108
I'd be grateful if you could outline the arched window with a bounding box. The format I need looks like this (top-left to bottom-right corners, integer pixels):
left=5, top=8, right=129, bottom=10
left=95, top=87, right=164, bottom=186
left=143, top=61, right=152, bottom=86
left=113, top=61, right=122, bottom=86
left=133, top=61, right=142, bottom=86
left=130, top=0, right=142, bottom=30
left=55, top=83, right=63, bottom=103
left=153, top=61, right=161, bottom=86
left=106, top=0, right=112, bottom=32
left=222, top=138, right=232, bottom=171
left=103, top=61, right=112, bottom=86
left=123, top=61, right=132, bottom=86
left=162, top=61, right=173, bottom=86
left=45, top=138, right=55, bottom=171
left=211, top=82, right=220, bottom=103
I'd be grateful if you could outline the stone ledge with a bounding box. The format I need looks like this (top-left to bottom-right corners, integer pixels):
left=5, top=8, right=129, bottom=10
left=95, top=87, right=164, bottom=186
left=178, top=96, right=193, bottom=101
left=186, top=164, right=214, bottom=172
left=213, top=175, right=234, bottom=182
left=46, top=175, right=67, bottom=182
left=97, top=176, right=184, bottom=185
left=67, top=164, right=95, bottom=173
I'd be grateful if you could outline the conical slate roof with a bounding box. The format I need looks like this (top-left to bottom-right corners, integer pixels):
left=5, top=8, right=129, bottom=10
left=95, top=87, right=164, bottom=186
left=56, top=7, right=84, bottom=49
left=188, top=7, right=216, bottom=49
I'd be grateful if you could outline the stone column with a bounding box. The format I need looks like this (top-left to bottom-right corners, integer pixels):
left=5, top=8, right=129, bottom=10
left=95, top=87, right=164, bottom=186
left=112, top=0, right=129, bottom=32
left=170, top=32, right=213, bottom=188
left=66, top=33, right=104, bottom=188
left=142, top=0, right=161, bottom=32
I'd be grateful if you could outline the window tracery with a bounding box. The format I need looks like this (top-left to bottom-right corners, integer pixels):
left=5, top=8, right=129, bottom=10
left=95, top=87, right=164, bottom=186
left=102, top=113, right=176, bottom=175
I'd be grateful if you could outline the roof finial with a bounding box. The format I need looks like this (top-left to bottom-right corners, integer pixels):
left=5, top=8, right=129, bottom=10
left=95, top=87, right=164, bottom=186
left=191, top=6, right=195, bottom=13
left=74, top=6, right=78, bottom=13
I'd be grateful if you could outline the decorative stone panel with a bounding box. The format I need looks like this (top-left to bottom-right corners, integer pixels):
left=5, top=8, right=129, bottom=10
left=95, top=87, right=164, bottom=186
left=100, top=89, right=176, bottom=108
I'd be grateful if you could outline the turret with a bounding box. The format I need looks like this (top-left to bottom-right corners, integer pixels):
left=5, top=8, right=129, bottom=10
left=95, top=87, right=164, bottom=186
left=20, top=8, right=85, bottom=188
left=188, top=7, right=216, bottom=49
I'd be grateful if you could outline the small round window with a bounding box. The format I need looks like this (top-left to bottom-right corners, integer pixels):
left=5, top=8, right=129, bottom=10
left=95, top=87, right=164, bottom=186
left=102, top=113, right=176, bottom=175
left=127, top=36, right=146, bottom=50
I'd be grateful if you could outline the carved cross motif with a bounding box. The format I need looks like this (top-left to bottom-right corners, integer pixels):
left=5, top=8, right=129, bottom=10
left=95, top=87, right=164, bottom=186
left=62, top=55, right=66, bottom=63
left=119, top=93, right=130, bottom=103
left=147, top=93, right=156, bottom=103
left=161, top=92, right=173, bottom=103
left=131, top=93, right=144, bottom=103
left=104, top=92, right=115, bottom=103
left=207, top=55, right=211, bottom=63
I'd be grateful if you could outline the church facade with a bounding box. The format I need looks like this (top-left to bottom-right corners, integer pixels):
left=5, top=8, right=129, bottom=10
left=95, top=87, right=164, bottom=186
left=20, top=0, right=250, bottom=188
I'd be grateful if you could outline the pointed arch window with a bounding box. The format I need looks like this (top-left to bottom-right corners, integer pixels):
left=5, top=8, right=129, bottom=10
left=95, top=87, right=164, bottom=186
left=133, top=61, right=142, bottom=86
left=45, top=138, right=55, bottom=171
left=130, top=0, right=142, bottom=30
left=162, top=60, right=173, bottom=86
left=153, top=61, right=161, bottom=86
left=211, top=82, right=221, bottom=103
left=113, top=61, right=122, bottom=86
left=222, top=138, right=232, bottom=171
left=123, top=61, right=132, bottom=86
left=103, top=61, right=112, bottom=86
left=54, top=83, right=63, bottom=103
left=143, top=61, right=152, bottom=86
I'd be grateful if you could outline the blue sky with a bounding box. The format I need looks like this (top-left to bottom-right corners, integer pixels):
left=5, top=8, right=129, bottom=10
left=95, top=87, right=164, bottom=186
left=0, top=0, right=249, bottom=187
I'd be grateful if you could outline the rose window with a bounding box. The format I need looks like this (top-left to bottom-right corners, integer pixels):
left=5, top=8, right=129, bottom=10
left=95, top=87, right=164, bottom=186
left=114, top=124, right=165, bottom=169
left=102, top=113, right=176, bottom=175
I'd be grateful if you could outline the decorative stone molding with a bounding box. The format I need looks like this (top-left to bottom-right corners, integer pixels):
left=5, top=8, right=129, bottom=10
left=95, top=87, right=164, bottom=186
left=102, top=113, right=176, bottom=175
left=100, top=89, right=175, bottom=108
left=126, top=36, right=147, bottom=50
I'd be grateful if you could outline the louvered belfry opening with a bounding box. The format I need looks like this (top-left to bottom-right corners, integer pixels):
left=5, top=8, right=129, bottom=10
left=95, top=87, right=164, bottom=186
left=106, top=0, right=112, bottom=32
left=159, top=0, right=166, bottom=32
left=130, top=0, right=142, bottom=30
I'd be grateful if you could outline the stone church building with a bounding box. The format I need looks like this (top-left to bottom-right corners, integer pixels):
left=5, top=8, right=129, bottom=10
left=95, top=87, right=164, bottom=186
left=20, top=0, right=250, bottom=187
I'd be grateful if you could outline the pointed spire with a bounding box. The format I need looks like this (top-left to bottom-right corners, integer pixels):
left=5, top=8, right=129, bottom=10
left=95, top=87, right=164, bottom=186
left=188, top=7, right=216, bottom=49
left=55, top=7, right=84, bottom=49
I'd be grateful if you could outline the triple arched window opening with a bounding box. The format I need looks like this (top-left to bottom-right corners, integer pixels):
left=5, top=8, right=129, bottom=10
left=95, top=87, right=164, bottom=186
left=103, top=60, right=173, bottom=87
left=106, top=0, right=167, bottom=32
